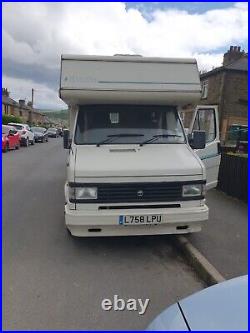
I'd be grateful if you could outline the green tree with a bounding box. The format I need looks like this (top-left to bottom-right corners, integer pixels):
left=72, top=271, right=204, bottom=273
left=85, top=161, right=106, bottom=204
left=2, top=114, right=23, bottom=125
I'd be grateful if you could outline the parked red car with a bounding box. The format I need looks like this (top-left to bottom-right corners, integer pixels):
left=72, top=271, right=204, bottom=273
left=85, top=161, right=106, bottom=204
left=2, top=125, right=21, bottom=152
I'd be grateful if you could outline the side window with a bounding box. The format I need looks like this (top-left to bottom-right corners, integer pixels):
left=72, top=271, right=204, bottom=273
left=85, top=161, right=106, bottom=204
left=201, top=81, right=208, bottom=99
left=193, top=109, right=216, bottom=143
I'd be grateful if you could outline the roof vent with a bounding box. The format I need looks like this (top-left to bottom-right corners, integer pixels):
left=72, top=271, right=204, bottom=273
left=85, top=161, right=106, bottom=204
left=109, top=148, right=137, bottom=153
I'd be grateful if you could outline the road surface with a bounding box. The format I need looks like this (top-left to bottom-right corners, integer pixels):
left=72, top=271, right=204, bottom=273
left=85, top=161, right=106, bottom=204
left=3, top=139, right=204, bottom=330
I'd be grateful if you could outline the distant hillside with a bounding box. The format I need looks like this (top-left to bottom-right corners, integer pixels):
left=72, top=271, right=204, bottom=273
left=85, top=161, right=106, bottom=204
left=39, top=109, right=68, bottom=121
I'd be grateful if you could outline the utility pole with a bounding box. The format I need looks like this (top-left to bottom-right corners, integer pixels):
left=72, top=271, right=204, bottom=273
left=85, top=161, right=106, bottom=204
left=31, top=88, right=34, bottom=107
left=29, top=88, right=35, bottom=125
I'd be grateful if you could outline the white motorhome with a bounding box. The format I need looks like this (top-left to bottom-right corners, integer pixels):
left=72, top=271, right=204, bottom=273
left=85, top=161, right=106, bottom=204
left=59, top=55, right=221, bottom=237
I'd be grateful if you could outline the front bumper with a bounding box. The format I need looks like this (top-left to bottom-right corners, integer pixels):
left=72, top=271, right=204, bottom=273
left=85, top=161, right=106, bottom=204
left=35, top=136, right=44, bottom=142
left=20, top=137, right=27, bottom=143
left=65, top=203, right=208, bottom=237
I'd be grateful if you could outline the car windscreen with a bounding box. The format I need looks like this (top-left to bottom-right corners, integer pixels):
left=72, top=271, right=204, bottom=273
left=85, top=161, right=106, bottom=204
left=74, top=105, right=185, bottom=145
left=31, top=127, right=45, bottom=133
left=10, top=124, right=23, bottom=130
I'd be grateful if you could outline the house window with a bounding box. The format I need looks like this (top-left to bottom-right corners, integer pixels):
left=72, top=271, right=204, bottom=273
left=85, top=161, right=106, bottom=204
left=4, top=105, right=8, bottom=114
left=201, top=80, right=208, bottom=99
left=19, top=110, right=23, bottom=116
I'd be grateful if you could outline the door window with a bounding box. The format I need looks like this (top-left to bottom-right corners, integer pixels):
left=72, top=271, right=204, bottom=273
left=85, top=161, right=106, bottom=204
left=193, top=108, right=216, bottom=143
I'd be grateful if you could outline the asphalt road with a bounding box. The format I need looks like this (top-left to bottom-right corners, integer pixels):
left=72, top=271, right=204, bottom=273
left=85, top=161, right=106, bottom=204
left=3, top=139, right=204, bottom=331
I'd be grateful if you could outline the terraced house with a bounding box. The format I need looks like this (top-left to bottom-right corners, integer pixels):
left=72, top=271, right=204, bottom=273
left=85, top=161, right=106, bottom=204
left=200, top=46, right=248, bottom=141
left=181, top=46, right=248, bottom=142
left=2, top=88, right=46, bottom=125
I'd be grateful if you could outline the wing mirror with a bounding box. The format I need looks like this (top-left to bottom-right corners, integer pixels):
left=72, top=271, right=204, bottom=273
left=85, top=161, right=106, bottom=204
left=63, top=129, right=71, bottom=149
left=188, top=130, right=206, bottom=149
left=8, top=130, right=16, bottom=136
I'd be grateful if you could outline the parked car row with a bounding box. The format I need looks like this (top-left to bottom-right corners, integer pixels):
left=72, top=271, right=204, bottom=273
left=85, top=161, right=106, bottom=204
left=2, top=123, right=62, bottom=153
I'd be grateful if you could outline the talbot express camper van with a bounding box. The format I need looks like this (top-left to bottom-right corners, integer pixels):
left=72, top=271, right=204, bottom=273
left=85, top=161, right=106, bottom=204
left=59, top=55, right=221, bottom=237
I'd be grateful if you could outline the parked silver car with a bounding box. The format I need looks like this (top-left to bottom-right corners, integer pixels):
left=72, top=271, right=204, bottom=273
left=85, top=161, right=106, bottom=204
left=147, top=275, right=248, bottom=331
left=31, top=127, right=49, bottom=143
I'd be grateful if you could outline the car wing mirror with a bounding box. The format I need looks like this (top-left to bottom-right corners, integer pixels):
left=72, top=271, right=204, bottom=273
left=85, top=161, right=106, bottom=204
left=9, top=130, right=15, bottom=136
left=188, top=130, right=206, bottom=149
left=63, top=129, right=71, bottom=149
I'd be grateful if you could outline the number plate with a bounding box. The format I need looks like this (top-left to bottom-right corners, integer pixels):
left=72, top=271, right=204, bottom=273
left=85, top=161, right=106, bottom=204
left=119, top=215, right=162, bottom=225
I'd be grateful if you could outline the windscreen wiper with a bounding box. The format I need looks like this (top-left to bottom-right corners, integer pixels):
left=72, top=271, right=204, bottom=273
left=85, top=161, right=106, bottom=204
left=140, top=134, right=182, bottom=146
left=96, top=133, right=144, bottom=147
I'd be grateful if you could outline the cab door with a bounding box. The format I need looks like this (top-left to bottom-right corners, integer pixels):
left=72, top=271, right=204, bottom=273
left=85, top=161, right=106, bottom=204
left=8, top=130, right=15, bottom=149
left=189, top=105, right=221, bottom=190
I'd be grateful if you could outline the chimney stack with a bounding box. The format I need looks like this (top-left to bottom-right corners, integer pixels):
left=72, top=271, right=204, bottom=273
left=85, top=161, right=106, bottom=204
left=2, top=88, right=9, bottom=97
left=223, top=46, right=245, bottom=66
left=19, top=99, right=26, bottom=107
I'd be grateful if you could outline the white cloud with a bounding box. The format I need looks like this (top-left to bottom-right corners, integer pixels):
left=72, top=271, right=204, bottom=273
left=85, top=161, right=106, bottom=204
left=2, top=2, right=248, bottom=108
left=2, top=76, right=66, bottom=110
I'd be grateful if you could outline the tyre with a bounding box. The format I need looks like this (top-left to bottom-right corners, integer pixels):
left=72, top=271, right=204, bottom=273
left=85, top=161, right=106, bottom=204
left=31, top=138, right=35, bottom=145
left=3, top=143, right=8, bottom=153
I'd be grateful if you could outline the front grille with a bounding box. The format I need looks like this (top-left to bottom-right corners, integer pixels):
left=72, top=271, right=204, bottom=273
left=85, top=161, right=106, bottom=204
left=69, top=181, right=205, bottom=203
left=98, top=204, right=181, bottom=210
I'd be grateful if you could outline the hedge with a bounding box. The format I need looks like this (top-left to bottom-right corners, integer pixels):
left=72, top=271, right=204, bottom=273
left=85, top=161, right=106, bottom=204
left=2, top=114, right=23, bottom=125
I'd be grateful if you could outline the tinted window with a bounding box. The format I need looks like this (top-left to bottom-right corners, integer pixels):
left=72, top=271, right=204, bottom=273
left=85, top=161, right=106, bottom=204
left=31, top=127, right=46, bottom=133
left=75, top=105, right=185, bottom=145
left=10, top=124, right=23, bottom=130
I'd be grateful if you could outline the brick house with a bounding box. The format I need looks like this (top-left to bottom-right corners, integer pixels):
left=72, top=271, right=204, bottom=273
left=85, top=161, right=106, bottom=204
left=2, top=88, right=20, bottom=116
left=181, top=46, right=248, bottom=141
left=2, top=88, right=46, bottom=125
left=199, top=46, right=248, bottom=141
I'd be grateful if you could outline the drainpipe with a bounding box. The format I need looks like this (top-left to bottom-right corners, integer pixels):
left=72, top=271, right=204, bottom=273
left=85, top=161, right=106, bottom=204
left=218, top=71, right=226, bottom=140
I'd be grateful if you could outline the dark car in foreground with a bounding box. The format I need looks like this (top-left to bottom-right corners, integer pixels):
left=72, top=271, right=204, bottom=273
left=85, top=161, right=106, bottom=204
left=147, top=275, right=248, bottom=331
left=31, top=127, right=49, bottom=143
left=47, top=127, right=59, bottom=138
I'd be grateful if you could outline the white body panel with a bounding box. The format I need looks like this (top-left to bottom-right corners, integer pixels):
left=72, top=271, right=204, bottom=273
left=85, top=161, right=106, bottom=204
left=60, top=55, right=201, bottom=106
left=189, top=105, right=221, bottom=190
left=74, top=144, right=203, bottom=178
left=59, top=55, right=220, bottom=237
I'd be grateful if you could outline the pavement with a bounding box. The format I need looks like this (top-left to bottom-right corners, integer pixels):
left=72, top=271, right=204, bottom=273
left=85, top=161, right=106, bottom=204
left=187, top=189, right=248, bottom=279
left=2, top=139, right=204, bottom=331
left=2, top=139, right=248, bottom=330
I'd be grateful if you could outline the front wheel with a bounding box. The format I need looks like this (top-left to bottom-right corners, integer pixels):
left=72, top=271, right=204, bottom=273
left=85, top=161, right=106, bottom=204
left=3, top=143, right=8, bottom=153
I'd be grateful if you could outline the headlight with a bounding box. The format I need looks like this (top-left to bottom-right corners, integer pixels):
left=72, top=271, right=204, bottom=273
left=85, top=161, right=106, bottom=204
left=182, top=184, right=205, bottom=197
left=69, top=187, right=98, bottom=200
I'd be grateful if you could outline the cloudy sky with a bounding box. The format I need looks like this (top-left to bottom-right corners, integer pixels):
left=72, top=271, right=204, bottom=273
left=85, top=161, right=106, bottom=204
left=2, top=2, right=248, bottom=110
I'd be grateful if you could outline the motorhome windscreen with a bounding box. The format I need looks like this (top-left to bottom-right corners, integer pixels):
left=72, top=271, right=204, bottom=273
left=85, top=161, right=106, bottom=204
left=74, top=105, right=185, bottom=145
